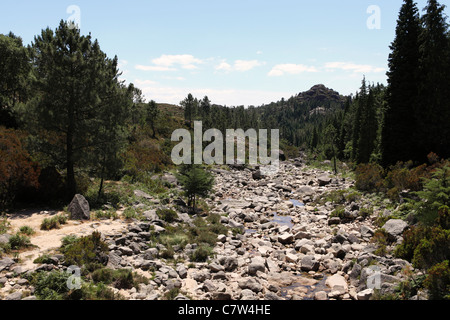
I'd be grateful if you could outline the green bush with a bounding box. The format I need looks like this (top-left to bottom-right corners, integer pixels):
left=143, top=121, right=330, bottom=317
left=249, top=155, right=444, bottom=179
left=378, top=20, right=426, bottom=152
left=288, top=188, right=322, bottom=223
left=91, top=268, right=147, bottom=290
left=424, top=260, right=450, bottom=300
left=32, top=270, right=71, bottom=300
left=0, top=216, right=10, bottom=234
left=156, top=208, right=178, bottom=223
left=63, top=231, right=109, bottom=272
left=19, top=225, right=35, bottom=236
left=40, top=214, right=68, bottom=231
left=355, top=163, right=385, bottom=193
left=190, top=244, right=213, bottom=262
left=8, top=232, right=31, bottom=250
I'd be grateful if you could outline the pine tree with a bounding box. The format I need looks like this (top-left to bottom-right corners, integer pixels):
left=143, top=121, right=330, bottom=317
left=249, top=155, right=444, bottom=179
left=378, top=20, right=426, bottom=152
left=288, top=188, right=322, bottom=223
left=147, top=100, right=159, bottom=138
left=181, top=93, right=194, bottom=128
left=0, top=32, right=31, bottom=128
left=357, top=86, right=378, bottom=164
left=176, top=164, right=214, bottom=212
left=417, top=0, right=450, bottom=160
left=21, top=21, right=132, bottom=198
left=381, top=0, right=422, bottom=166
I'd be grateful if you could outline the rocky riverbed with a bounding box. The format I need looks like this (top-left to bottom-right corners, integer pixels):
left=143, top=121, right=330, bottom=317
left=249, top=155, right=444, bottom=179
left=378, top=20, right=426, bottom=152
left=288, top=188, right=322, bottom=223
left=0, top=158, right=424, bottom=300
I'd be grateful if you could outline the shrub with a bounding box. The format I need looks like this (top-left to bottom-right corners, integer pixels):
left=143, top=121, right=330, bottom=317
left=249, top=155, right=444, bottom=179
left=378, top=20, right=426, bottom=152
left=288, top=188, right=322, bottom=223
left=157, top=208, right=178, bottom=223
left=40, top=214, right=68, bottom=231
left=190, top=244, right=213, bottom=262
left=355, top=163, right=385, bottom=193
left=414, top=165, right=450, bottom=226
left=63, top=231, right=109, bottom=272
left=32, top=270, right=71, bottom=300
left=91, top=268, right=140, bottom=290
left=123, top=207, right=138, bottom=221
left=424, top=260, right=450, bottom=300
left=8, top=232, right=31, bottom=250
left=19, top=225, right=35, bottom=236
left=0, top=216, right=10, bottom=234
left=372, top=229, right=389, bottom=256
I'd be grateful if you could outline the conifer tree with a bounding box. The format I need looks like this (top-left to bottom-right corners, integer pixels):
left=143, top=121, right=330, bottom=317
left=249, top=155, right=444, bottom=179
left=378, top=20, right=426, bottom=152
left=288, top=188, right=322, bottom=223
left=381, top=0, right=422, bottom=166
left=417, top=0, right=450, bottom=160
left=21, top=21, right=132, bottom=198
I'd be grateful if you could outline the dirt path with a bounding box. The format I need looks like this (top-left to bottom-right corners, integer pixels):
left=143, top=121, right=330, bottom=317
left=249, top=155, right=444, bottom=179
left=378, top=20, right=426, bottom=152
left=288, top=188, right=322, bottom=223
left=6, top=209, right=128, bottom=272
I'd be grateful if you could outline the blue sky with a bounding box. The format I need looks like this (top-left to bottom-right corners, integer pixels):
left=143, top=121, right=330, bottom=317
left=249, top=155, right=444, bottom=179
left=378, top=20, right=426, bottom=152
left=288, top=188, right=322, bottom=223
left=1, top=0, right=448, bottom=106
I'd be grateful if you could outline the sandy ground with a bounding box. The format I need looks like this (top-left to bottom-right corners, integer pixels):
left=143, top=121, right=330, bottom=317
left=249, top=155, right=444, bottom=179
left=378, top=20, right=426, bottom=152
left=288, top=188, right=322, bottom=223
left=6, top=209, right=128, bottom=272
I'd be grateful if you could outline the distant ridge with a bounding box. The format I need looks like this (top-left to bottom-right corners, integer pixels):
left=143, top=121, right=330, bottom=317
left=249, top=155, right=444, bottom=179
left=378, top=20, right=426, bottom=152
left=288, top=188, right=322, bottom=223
left=296, top=84, right=346, bottom=105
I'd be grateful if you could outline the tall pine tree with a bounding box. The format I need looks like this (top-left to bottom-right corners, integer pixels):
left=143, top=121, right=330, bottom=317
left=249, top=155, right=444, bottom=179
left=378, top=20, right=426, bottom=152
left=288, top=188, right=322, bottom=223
left=381, top=0, right=421, bottom=166
left=417, top=0, right=450, bottom=160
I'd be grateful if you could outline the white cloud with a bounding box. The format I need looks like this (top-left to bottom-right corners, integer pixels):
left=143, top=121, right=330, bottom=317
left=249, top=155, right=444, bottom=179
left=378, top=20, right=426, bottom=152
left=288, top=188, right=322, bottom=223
left=268, top=64, right=318, bottom=77
left=234, top=60, right=264, bottom=72
left=215, top=61, right=232, bottom=72
left=135, top=64, right=176, bottom=72
left=324, top=62, right=385, bottom=74
left=152, top=54, right=203, bottom=70
left=215, top=59, right=264, bottom=73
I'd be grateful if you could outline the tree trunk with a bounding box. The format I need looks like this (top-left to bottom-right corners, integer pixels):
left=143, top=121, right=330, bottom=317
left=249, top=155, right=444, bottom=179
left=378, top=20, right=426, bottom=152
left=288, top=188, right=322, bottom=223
left=66, top=95, right=77, bottom=199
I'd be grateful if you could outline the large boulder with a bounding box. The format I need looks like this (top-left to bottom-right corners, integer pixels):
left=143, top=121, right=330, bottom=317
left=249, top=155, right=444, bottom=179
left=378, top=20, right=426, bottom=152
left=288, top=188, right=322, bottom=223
left=68, top=194, right=90, bottom=220
left=318, top=174, right=332, bottom=186
left=382, top=219, right=408, bottom=240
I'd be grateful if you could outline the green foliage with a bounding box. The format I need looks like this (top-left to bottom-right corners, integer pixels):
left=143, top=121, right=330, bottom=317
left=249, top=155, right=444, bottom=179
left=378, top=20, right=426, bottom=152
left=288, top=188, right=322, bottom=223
left=40, top=214, right=68, bottom=231
left=0, top=32, right=31, bottom=128
left=190, top=244, right=213, bottom=262
left=91, top=268, right=148, bottom=290
left=0, top=216, right=11, bottom=234
left=372, top=229, right=389, bottom=256
left=424, top=260, right=450, bottom=300
left=62, top=231, right=109, bottom=272
left=33, top=254, right=55, bottom=265
left=31, top=270, right=72, bottom=300
left=8, top=232, right=31, bottom=250
left=176, top=165, right=214, bottom=211
left=30, top=270, right=118, bottom=300
left=20, top=21, right=133, bottom=198
left=414, top=165, right=450, bottom=225
left=156, top=208, right=178, bottom=223
left=19, top=225, right=35, bottom=236
left=355, top=163, right=385, bottom=193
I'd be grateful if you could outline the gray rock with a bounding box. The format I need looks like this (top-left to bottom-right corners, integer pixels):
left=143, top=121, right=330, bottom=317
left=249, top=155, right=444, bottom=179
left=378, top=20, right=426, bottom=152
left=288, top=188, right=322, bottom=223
left=220, top=256, right=238, bottom=272
left=68, top=194, right=90, bottom=220
left=314, top=291, right=328, bottom=300
left=361, top=225, right=375, bottom=238
left=278, top=233, right=295, bottom=244
left=357, top=288, right=374, bottom=300
left=176, top=265, right=188, bottom=279
left=118, top=246, right=133, bottom=256
left=318, top=174, right=332, bottom=186
left=203, top=280, right=217, bottom=293
left=382, top=219, right=408, bottom=240
left=212, top=291, right=232, bottom=300
left=134, top=189, right=153, bottom=200
left=5, top=291, right=22, bottom=300
left=0, top=257, right=15, bottom=272
left=239, top=278, right=263, bottom=293
left=248, top=256, right=266, bottom=275
left=301, top=255, right=320, bottom=272
left=0, top=234, right=12, bottom=245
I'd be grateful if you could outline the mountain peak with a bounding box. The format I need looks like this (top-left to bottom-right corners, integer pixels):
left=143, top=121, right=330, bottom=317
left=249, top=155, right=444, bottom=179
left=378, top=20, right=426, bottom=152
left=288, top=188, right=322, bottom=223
left=296, top=84, right=345, bottom=105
